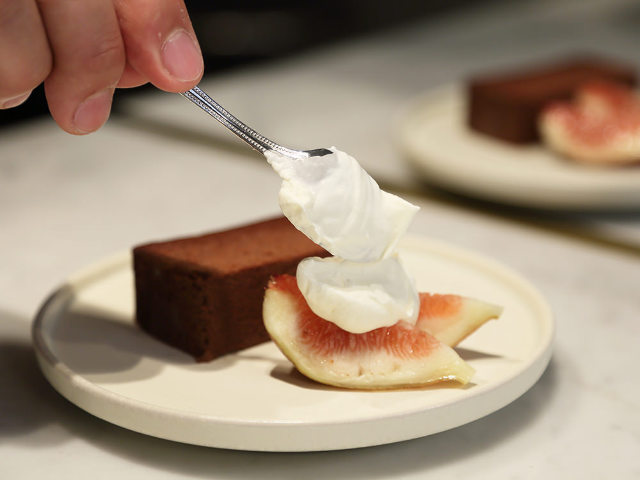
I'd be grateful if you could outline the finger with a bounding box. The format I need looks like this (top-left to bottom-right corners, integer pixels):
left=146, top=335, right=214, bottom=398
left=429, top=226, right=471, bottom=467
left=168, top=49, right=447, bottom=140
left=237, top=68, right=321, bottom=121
left=0, top=0, right=52, bottom=108
left=114, top=0, right=203, bottom=92
left=117, top=62, right=148, bottom=89
left=37, top=0, right=125, bottom=134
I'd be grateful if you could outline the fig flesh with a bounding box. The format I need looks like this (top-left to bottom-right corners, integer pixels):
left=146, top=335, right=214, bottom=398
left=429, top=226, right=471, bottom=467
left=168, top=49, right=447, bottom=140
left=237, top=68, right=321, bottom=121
left=263, top=275, right=501, bottom=389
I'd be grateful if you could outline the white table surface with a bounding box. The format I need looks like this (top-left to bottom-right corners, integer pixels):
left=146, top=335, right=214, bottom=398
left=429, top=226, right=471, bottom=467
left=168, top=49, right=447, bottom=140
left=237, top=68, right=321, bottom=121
left=2, top=0, right=639, bottom=478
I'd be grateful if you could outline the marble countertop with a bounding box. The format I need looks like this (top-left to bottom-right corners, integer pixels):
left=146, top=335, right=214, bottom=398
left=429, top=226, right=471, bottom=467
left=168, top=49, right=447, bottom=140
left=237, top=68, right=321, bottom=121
left=2, top=0, right=639, bottom=478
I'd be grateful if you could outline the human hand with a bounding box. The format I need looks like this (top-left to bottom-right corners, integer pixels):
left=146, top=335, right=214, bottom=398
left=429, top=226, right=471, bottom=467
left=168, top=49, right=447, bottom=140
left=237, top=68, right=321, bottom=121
left=0, top=0, right=204, bottom=134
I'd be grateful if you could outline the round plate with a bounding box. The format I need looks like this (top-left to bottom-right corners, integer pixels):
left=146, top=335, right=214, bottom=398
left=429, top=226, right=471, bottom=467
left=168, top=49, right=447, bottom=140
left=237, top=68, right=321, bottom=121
left=396, top=84, right=640, bottom=210
left=32, top=236, right=553, bottom=452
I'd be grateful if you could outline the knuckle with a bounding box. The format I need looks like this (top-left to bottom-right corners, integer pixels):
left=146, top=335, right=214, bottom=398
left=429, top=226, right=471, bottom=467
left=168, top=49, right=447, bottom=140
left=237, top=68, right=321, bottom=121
left=81, top=34, right=125, bottom=77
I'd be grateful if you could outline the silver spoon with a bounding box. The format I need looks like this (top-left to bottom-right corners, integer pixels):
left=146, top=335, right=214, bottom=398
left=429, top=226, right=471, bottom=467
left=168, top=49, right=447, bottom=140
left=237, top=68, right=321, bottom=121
left=181, top=86, right=332, bottom=159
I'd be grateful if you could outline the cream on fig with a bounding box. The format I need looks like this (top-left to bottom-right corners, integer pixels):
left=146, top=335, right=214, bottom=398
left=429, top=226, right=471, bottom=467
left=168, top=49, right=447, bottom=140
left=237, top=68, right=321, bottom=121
left=265, top=147, right=419, bottom=333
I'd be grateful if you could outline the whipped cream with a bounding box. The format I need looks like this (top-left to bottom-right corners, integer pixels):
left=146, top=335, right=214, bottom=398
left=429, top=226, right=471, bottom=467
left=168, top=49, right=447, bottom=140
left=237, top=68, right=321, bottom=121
left=265, top=147, right=419, bottom=333
left=265, top=148, right=417, bottom=262
left=296, top=255, right=420, bottom=333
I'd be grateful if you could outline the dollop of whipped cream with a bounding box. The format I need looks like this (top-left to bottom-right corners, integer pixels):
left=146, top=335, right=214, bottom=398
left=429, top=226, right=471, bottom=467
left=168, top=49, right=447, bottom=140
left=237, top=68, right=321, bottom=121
left=265, top=147, right=420, bottom=333
left=296, top=255, right=419, bottom=333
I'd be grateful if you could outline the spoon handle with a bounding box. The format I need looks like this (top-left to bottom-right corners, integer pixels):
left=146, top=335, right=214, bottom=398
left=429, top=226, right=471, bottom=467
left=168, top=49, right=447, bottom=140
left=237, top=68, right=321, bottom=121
left=181, top=86, right=274, bottom=153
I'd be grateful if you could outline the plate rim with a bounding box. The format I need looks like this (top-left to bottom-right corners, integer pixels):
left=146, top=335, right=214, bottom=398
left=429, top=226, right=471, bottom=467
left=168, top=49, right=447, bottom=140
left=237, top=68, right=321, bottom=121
left=32, top=236, right=554, bottom=451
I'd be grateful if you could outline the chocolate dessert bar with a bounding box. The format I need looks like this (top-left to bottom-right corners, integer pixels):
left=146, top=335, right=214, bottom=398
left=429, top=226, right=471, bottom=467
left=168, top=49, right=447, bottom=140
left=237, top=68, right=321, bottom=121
left=133, top=217, right=328, bottom=362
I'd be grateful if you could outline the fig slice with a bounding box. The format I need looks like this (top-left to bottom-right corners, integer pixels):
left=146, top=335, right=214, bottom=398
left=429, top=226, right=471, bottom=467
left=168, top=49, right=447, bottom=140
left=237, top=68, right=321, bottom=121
left=263, top=275, right=488, bottom=390
left=539, top=81, right=640, bottom=165
left=417, top=293, right=502, bottom=347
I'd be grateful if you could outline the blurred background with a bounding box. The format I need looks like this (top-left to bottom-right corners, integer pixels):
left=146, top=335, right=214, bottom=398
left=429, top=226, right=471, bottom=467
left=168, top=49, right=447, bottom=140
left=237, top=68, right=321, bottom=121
left=0, top=0, right=477, bottom=127
left=3, top=0, right=640, bottom=239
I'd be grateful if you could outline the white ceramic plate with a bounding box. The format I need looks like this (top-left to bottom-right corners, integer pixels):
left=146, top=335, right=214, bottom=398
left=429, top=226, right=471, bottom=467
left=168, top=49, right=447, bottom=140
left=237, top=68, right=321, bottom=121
left=32, top=236, right=553, bottom=452
left=396, top=85, right=640, bottom=210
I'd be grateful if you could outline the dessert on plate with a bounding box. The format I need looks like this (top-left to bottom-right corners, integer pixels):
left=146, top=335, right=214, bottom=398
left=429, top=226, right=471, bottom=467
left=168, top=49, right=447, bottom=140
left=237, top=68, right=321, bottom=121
left=133, top=146, right=503, bottom=389
left=468, top=56, right=637, bottom=144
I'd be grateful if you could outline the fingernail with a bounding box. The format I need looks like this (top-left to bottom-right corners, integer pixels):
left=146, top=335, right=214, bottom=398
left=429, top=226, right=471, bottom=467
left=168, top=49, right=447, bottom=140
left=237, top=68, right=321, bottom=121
left=73, top=89, right=113, bottom=134
left=162, top=29, right=203, bottom=81
left=1, top=91, right=32, bottom=109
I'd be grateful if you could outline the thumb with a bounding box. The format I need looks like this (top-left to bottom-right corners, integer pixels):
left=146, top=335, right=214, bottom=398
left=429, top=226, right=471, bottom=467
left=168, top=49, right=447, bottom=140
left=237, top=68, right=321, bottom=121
left=114, top=0, right=203, bottom=92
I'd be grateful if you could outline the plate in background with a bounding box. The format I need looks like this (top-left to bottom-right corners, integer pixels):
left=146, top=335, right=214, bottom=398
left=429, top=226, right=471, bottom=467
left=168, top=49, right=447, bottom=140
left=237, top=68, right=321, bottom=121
left=396, top=85, right=640, bottom=210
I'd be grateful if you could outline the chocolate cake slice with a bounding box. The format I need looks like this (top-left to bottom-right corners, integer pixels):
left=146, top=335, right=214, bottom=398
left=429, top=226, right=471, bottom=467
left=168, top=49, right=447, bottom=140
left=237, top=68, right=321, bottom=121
left=468, top=56, right=637, bottom=143
left=133, top=216, right=328, bottom=362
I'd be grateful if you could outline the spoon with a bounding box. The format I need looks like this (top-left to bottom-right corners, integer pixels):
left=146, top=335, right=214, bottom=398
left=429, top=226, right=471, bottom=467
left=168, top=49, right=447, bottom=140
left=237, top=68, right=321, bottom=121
left=181, top=86, right=332, bottom=159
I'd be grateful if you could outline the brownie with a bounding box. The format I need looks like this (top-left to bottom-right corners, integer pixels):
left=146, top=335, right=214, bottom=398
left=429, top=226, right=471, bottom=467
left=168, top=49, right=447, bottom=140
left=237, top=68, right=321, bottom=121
left=133, top=217, right=328, bottom=362
left=468, top=56, right=637, bottom=143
